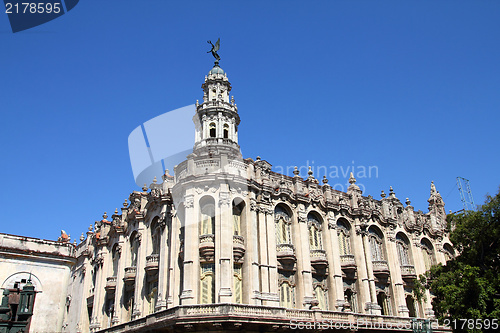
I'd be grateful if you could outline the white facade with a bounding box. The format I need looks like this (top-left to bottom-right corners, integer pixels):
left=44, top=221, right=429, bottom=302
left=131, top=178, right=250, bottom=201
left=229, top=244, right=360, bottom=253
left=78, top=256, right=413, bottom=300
left=0, top=233, right=75, bottom=332
left=62, top=63, right=453, bottom=333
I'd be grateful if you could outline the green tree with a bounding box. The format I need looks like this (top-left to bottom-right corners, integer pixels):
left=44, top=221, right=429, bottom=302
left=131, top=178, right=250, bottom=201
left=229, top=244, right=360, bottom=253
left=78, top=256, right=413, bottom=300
left=428, top=187, right=500, bottom=332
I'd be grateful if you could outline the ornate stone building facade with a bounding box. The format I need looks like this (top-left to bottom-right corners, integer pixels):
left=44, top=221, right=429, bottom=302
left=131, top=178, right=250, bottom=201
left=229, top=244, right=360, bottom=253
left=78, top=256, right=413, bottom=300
left=61, top=62, right=453, bottom=333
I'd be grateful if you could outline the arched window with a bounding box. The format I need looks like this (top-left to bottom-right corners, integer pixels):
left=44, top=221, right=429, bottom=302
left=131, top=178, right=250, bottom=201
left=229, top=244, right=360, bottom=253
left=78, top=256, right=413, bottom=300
left=421, top=239, right=435, bottom=271
left=223, top=123, right=229, bottom=139
left=147, top=281, right=158, bottom=314
left=279, top=281, right=295, bottom=308
left=112, top=244, right=120, bottom=277
left=406, top=295, right=417, bottom=317
left=105, top=296, right=115, bottom=328
left=313, top=276, right=328, bottom=310
left=233, top=264, right=242, bottom=303
left=200, top=263, right=215, bottom=304
left=337, top=219, right=352, bottom=255
left=345, top=289, right=357, bottom=312
left=209, top=123, right=216, bottom=138
left=200, top=198, right=215, bottom=236
left=369, top=227, right=384, bottom=261
left=377, top=292, right=391, bottom=315
left=396, top=233, right=411, bottom=266
left=443, top=243, right=455, bottom=262
left=308, top=213, right=323, bottom=250
left=130, top=232, right=140, bottom=267
left=275, top=206, right=292, bottom=245
left=233, top=203, right=242, bottom=236
left=151, top=217, right=161, bottom=255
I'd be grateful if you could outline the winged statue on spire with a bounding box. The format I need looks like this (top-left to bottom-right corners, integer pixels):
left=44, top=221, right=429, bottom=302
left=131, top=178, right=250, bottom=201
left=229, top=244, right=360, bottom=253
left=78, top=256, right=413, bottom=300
left=207, top=38, right=221, bottom=62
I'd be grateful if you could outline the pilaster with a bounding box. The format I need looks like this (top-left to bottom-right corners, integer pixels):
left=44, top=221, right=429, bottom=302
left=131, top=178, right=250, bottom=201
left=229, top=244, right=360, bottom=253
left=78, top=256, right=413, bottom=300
left=327, top=218, right=344, bottom=311
left=217, top=189, right=233, bottom=302
left=297, top=209, right=314, bottom=308
left=180, top=192, right=198, bottom=304
left=353, top=222, right=373, bottom=314
left=385, top=229, right=408, bottom=317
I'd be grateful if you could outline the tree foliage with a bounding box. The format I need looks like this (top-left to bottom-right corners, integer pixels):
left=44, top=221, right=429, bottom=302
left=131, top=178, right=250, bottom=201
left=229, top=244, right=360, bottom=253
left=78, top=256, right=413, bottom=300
left=428, top=187, right=500, bottom=332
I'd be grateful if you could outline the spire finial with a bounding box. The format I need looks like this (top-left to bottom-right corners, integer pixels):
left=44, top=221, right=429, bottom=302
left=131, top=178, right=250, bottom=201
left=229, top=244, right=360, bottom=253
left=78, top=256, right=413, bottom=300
left=349, top=172, right=356, bottom=184
left=293, top=166, right=300, bottom=177
left=381, top=190, right=386, bottom=198
left=153, top=176, right=157, bottom=184
left=430, top=181, right=437, bottom=194
left=389, top=186, right=397, bottom=199
left=322, top=175, right=329, bottom=184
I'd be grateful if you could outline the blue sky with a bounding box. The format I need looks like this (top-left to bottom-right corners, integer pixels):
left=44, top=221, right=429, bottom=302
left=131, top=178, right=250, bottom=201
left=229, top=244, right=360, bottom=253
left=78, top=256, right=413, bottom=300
left=1, top=0, right=499, bottom=242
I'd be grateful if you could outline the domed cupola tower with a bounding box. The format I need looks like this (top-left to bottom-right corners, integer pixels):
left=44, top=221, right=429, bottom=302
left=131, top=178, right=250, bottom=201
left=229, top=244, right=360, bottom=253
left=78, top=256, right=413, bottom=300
left=193, top=59, right=241, bottom=158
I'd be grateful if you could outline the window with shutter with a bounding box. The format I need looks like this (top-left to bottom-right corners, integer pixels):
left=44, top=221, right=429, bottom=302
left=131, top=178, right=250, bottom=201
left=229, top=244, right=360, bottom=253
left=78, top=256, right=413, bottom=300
left=233, top=264, right=242, bottom=303
left=200, top=263, right=215, bottom=304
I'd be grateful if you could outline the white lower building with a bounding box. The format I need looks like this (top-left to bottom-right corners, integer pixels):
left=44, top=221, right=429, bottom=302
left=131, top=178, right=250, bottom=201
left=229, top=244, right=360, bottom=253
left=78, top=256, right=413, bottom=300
left=0, top=233, right=75, bottom=332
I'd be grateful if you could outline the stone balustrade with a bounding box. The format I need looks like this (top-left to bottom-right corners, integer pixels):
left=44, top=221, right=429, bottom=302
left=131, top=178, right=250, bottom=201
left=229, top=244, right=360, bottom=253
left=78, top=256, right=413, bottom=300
left=145, top=254, right=159, bottom=275
left=199, top=234, right=215, bottom=261
left=400, top=265, right=416, bottom=279
left=310, top=249, right=328, bottom=268
left=123, top=266, right=137, bottom=284
left=372, top=260, right=390, bottom=277
left=105, top=276, right=117, bottom=291
left=96, top=303, right=450, bottom=333
left=340, top=254, right=357, bottom=271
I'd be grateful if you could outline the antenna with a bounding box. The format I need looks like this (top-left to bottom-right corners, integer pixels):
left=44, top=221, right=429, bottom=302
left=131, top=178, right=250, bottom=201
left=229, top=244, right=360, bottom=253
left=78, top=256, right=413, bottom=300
left=456, top=177, right=476, bottom=212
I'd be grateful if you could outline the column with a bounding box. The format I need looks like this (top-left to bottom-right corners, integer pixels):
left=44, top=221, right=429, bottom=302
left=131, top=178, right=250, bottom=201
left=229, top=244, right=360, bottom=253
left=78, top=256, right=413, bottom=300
left=167, top=207, right=180, bottom=307
left=90, top=247, right=106, bottom=332
left=155, top=207, right=169, bottom=311
left=217, top=190, right=233, bottom=302
left=361, top=227, right=380, bottom=315
left=257, top=206, right=270, bottom=302
left=247, top=198, right=261, bottom=305
left=133, top=225, right=146, bottom=319
left=297, top=211, right=314, bottom=308
left=385, top=232, right=408, bottom=317
left=265, top=207, right=279, bottom=306
left=112, top=237, right=125, bottom=326
left=327, top=218, right=345, bottom=311
left=180, top=193, right=198, bottom=305
left=353, top=223, right=373, bottom=314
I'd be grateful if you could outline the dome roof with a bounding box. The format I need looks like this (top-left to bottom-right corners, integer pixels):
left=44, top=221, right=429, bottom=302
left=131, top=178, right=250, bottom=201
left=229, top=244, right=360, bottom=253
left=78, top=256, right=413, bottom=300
left=209, top=65, right=224, bottom=75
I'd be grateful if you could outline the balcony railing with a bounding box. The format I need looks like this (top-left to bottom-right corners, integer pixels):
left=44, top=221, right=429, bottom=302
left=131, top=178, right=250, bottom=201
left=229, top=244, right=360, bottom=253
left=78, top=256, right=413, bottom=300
left=401, top=264, right=416, bottom=279
left=372, top=260, right=390, bottom=276
left=310, top=249, right=328, bottom=268
left=199, top=234, right=215, bottom=261
left=94, top=303, right=449, bottom=333
left=340, top=254, right=357, bottom=270
left=105, top=276, right=117, bottom=292
left=233, top=235, right=245, bottom=262
left=123, top=266, right=137, bottom=284
left=145, top=254, right=159, bottom=275
left=199, top=234, right=215, bottom=243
